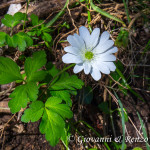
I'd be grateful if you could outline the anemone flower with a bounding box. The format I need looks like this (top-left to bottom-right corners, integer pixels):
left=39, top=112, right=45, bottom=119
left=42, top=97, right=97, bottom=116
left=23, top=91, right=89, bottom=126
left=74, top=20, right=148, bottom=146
left=62, top=26, right=117, bottom=81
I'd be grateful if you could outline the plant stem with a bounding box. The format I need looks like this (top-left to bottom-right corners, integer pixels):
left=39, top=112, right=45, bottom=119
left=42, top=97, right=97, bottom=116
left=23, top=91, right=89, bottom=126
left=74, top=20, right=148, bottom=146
left=23, top=0, right=30, bottom=31
left=49, top=63, right=75, bottom=86
left=87, top=0, right=92, bottom=32
left=39, top=63, right=75, bottom=99
left=10, top=27, right=13, bottom=36
left=122, top=0, right=131, bottom=23
left=46, top=0, right=69, bottom=27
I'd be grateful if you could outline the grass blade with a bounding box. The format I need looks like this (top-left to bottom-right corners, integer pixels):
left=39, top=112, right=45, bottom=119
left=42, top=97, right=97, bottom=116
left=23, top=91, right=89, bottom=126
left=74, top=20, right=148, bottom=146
left=78, top=120, right=111, bottom=150
left=114, top=92, right=126, bottom=150
left=90, top=0, right=126, bottom=27
left=122, top=0, right=131, bottom=23
left=137, top=112, right=150, bottom=150
left=46, top=0, right=69, bottom=27
left=116, top=68, right=144, bottom=101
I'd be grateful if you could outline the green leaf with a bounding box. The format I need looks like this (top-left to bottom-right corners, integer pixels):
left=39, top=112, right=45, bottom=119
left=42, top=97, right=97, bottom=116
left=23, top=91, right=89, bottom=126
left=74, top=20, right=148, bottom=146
left=23, top=33, right=34, bottom=47
left=5, top=34, right=13, bottom=47
left=37, top=30, right=42, bottom=36
left=9, top=84, right=28, bottom=113
left=49, top=89, right=72, bottom=106
left=98, top=102, right=110, bottom=114
left=41, top=25, right=52, bottom=33
left=42, top=33, right=52, bottom=42
left=14, top=12, right=26, bottom=21
left=47, top=64, right=72, bottom=105
left=26, top=82, right=39, bottom=101
left=48, top=64, right=83, bottom=105
left=28, top=71, right=47, bottom=82
left=115, top=28, right=129, bottom=48
left=24, top=51, right=47, bottom=82
left=133, top=147, right=143, bottom=150
left=61, top=124, right=71, bottom=149
left=27, top=31, right=36, bottom=36
left=50, top=72, right=84, bottom=95
left=46, top=62, right=59, bottom=77
left=40, top=109, right=64, bottom=146
left=45, top=97, right=73, bottom=119
left=0, top=32, right=6, bottom=46
left=8, top=82, right=39, bottom=113
left=0, top=57, right=22, bottom=84
left=13, top=33, right=26, bottom=51
left=1, top=13, right=25, bottom=28
left=39, top=96, right=73, bottom=146
left=21, top=101, right=44, bottom=123
left=30, top=14, right=39, bottom=26
left=12, top=32, right=33, bottom=51
left=1, top=14, right=14, bottom=27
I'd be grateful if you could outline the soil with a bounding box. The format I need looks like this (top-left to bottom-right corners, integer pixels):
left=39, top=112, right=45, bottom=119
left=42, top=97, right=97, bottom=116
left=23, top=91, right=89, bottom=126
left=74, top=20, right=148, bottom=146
left=0, top=120, right=60, bottom=150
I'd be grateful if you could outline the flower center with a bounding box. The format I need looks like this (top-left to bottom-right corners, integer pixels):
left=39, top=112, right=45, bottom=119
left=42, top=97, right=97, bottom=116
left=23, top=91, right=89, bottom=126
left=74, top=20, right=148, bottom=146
left=85, top=51, right=93, bottom=60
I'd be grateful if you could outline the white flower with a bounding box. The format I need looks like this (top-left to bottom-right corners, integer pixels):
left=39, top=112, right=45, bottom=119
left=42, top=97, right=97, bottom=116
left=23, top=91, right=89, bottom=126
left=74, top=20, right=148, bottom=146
left=62, top=26, right=117, bottom=81
left=7, top=4, right=22, bottom=16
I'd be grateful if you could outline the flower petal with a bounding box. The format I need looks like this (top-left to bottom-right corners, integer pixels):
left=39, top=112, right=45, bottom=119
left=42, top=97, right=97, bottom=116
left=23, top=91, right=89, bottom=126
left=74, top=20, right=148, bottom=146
left=73, top=64, right=84, bottom=73
left=93, top=40, right=114, bottom=54
left=99, top=31, right=110, bottom=45
left=67, top=34, right=85, bottom=50
left=109, top=47, right=118, bottom=53
left=104, top=62, right=116, bottom=71
left=104, top=47, right=118, bottom=55
left=90, top=67, right=101, bottom=81
left=62, top=53, right=83, bottom=64
left=79, top=26, right=90, bottom=48
left=101, top=54, right=116, bottom=62
left=83, top=62, right=91, bottom=75
left=89, top=28, right=100, bottom=49
left=64, top=46, right=80, bottom=55
left=97, top=63, right=110, bottom=74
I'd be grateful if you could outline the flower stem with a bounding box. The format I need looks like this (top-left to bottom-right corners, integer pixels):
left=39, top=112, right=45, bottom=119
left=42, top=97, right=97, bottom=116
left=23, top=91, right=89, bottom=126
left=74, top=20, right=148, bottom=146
left=122, top=0, right=131, bottom=24
left=87, top=0, right=92, bottom=32
left=23, top=0, right=30, bottom=31
left=10, top=27, right=13, bottom=36
left=49, top=63, right=75, bottom=86
left=39, top=63, right=75, bottom=99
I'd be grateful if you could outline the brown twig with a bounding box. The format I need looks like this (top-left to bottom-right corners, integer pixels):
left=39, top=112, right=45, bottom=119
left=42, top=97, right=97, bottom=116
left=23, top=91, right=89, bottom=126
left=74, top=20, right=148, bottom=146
left=0, top=114, right=16, bottom=138
left=0, top=83, right=14, bottom=97
left=108, top=75, right=128, bottom=89
left=67, top=2, right=78, bottom=32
